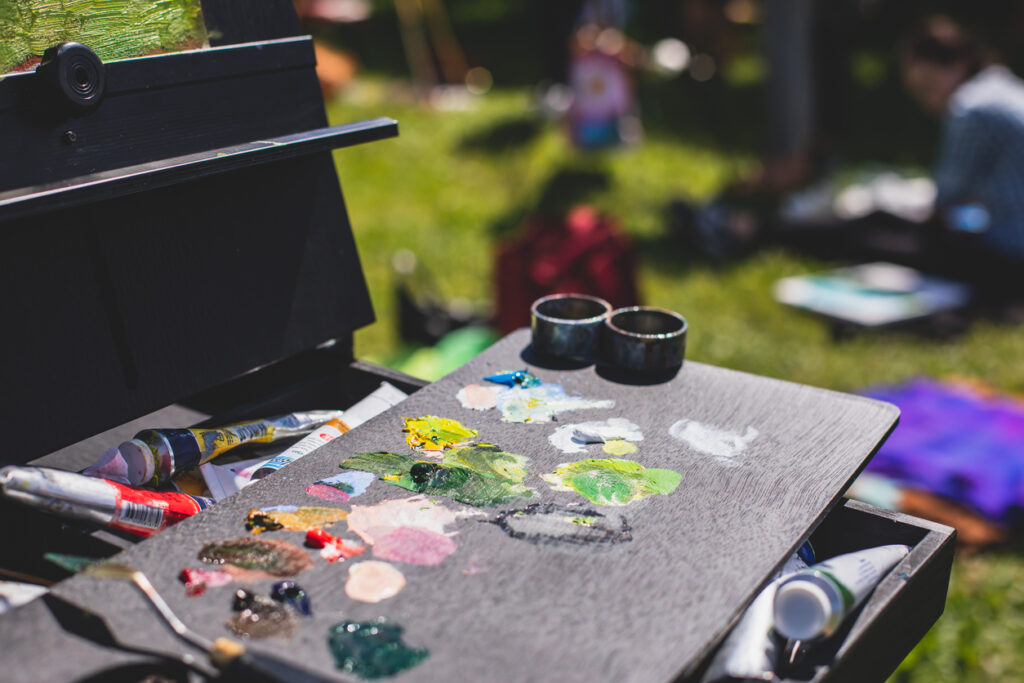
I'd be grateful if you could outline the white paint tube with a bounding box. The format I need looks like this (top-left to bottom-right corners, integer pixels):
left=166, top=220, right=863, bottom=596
left=773, top=544, right=910, bottom=641
left=704, top=544, right=814, bottom=681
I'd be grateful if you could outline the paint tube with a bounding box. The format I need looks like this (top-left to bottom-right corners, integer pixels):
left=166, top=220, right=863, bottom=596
left=249, top=419, right=349, bottom=481
left=244, top=382, right=408, bottom=482
left=0, top=581, right=48, bottom=615
left=0, top=465, right=214, bottom=538
left=704, top=542, right=815, bottom=681
left=773, top=544, right=910, bottom=641
left=87, top=410, right=344, bottom=487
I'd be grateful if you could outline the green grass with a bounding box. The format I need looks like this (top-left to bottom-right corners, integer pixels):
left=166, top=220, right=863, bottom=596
left=327, top=83, right=1024, bottom=680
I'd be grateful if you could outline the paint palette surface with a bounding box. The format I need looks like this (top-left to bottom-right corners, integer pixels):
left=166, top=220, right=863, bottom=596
left=0, top=329, right=898, bottom=682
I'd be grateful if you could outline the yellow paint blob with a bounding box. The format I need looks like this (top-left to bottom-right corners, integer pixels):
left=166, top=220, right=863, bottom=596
left=602, top=439, right=638, bottom=456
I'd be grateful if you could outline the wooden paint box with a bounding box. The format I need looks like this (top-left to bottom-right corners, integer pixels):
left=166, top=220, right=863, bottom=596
left=0, top=2, right=952, bottom=681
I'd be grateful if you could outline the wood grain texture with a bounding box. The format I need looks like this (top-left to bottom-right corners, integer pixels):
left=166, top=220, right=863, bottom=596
left=0, top=330, right=905, bottom=682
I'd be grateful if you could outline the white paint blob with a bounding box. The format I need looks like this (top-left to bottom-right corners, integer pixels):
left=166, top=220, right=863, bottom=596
left=549, top=418, right=644, bottom=453
left=669, top=419, right=759, bottom=466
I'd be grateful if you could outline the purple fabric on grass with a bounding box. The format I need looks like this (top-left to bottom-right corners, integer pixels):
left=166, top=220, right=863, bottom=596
left=863, top=379, right=1024, bottom=523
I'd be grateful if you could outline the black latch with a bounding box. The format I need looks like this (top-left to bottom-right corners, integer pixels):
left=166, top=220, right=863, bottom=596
left=36, top=42, right=106, bottom=114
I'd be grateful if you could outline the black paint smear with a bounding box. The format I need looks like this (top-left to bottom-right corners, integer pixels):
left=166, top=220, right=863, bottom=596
left=490, top=503, right=632, bottom=546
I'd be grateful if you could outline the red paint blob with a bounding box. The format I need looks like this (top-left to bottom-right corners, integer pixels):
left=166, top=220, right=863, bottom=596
left=306, top=528, right=365, bottom=562
left=371, top=527, right=456, bottom=566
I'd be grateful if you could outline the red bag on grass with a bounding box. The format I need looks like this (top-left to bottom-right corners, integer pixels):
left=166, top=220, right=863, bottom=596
left=495, top=205, right=639, bottom=333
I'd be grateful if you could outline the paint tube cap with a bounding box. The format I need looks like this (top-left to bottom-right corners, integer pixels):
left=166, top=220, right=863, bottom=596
left=773, top=578, right=838, bottom=640
left=115, top=440, right=157, bottom=486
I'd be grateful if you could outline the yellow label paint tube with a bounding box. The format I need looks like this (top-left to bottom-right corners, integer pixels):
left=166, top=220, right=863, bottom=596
left=773, top=544, right=910, bottom=641
left=86, top=410, right=343, bottom=487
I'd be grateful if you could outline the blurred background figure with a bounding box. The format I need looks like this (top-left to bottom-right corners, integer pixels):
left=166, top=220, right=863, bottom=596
left=901, top=15, right=1024, bottom=302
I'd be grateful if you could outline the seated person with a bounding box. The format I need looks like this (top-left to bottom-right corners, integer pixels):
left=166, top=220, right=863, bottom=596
left=901, top=15, right=1024, bottom=300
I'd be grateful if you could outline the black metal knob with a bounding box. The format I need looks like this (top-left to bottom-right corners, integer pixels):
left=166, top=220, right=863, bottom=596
left=37, top=42, right=105, bottom=113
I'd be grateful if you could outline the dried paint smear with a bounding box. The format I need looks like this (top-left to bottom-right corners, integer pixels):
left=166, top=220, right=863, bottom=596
left=543, top=458, right=682, bottom=506
left=342, top=446, right=534, bottom=507
left=329, top=618, right=428, bottom=679
left=372, top=527, right=456, bottom=566
left=669, top=419, right=759, bottom=466
left=198, top=537, right=313, bottom=576
left=306, top=471, right=376, bottom=503
left=456, top=384, right=501, bottom=411
left=497, top=384, right=614, bottom=423
left=226, top=594, right=299, bottom=640
left=346, top=495, right=476, bottom=565
left=246, top=506, right=348, bottom=533
left=548, top=418, right=643, bottom=454
left=346, top=495, right=470, bottom=543
left=345, top=561, right=407, bottom=603
left=403, top=416, right=477, bottom=453
left=44, top=553, right=97, bottom=573
left=492, top=503, right=632, bottom=546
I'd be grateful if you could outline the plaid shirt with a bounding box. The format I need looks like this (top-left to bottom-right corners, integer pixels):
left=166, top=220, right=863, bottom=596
left=935, top=65, right=1024, bottom=259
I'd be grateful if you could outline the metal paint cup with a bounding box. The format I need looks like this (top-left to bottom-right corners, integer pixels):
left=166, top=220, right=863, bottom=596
left=531, top=294, right=612, bottom=362
left=602, top=307, right=688, bottom=374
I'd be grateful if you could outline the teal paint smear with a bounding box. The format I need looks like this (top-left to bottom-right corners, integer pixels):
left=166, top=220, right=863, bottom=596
left=328, top=618, right=428, bottom=679
left=43, top=553, right=98, bottom=573
left=542, top=458, right=682, bottom=506
left=341, top=444, right=534, bottom=507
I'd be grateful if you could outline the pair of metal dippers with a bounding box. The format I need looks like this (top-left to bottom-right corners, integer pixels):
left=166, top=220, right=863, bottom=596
left=530, top=294, right=688, bottom=375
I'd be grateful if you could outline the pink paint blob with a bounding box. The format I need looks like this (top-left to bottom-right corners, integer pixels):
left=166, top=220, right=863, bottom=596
left=371, top=526, right=457, bottom=566
left=456, top=384, right=500, bottom=410
left=179, top=567, right=233, bottom=596
left=345, top=561, right=406, bottom=603
left=305, top=483, right=351, bottom=503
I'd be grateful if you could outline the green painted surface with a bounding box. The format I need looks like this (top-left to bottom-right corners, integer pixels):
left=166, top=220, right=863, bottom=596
left=543, top=458, right=682, bottom=506
left=0, top=0, right=206, bottom=74
left=341, top=444, right=534, bottom=507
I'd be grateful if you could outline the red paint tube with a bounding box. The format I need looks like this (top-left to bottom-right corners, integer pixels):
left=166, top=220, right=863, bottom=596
left=0, top=465, right=214, bottom=538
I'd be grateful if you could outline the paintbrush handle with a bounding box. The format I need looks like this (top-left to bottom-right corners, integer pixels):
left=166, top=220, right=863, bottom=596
left=211, top=638, right=333, bottom=683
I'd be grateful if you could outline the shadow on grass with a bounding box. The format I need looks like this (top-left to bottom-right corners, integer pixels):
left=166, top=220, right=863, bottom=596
left=457, top=115, right=545, bottom=154
left=490, top=164, right=613, bottom=238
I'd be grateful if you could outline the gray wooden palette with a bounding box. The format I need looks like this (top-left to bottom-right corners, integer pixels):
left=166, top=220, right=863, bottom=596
left=0, top=329, right=898, bottom=682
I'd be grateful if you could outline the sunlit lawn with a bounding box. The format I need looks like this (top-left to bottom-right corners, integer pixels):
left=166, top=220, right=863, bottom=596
left=328, top=83, right=1024, bottom=681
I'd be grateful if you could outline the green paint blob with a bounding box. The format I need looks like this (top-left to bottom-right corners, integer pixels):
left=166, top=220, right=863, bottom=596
left=342, top=444, right=534, bottom=507
left=542, top=458, right=682, bottom=506
left=328, top=618, right=428, bottom=679
left=198, top=537, right=313, bottom=576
